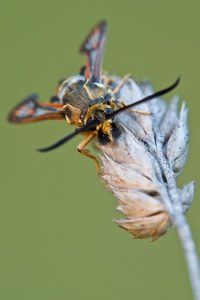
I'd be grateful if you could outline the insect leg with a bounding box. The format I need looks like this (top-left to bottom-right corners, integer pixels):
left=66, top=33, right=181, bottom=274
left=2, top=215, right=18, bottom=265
left=130, top=109, right=151, bottom=116
left=115, top=98, right=151, bottom=116
left=77, top=132, right=100, bottom=173
left=112, top=74, right=131, bottom=96
left=111, top=76, right=152, bottom=116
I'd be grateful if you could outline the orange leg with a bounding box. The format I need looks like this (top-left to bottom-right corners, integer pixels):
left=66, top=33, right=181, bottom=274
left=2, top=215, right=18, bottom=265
left=111, top=76, right=152, bottom=116
left=115, top=98, right=151, bottom=116
left=112, top=74, right=131, bottom=96
left=39, top=102, right=63, bottom=109
left=130, top=109, right=151, bottom=116
left=77, top=132, right=100, bottom=173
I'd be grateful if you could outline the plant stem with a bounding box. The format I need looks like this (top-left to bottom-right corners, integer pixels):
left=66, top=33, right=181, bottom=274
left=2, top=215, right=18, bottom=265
left=174, top=212, right=200, bottom=300
left=155, top=135, right=200, bottom=300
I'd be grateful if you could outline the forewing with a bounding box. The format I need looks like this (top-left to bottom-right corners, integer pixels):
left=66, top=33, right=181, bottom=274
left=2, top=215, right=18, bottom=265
left=8, top=94, right=64, bottom=124
left=80, top=21, right=107, bottom=83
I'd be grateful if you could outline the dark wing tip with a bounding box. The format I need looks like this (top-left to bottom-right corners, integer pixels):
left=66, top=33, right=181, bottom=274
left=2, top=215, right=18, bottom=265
left=98, top=20, right=107, bottom=28
left=80, top=20, right=107, bottom=53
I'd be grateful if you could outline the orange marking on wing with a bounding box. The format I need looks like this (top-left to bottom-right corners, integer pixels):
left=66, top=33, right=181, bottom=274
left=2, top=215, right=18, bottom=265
left=23, top=108, right=35, bottom=116
left=10, top=112, right=64, bottom=124
left=40, top=103, right=63, bottom=109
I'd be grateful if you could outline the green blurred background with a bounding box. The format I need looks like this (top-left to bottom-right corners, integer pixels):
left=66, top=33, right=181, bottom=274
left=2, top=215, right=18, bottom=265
left=1, top=0, right=200, bottom=299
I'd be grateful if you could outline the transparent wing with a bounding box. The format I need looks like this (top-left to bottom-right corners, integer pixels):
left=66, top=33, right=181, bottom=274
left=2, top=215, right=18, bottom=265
left=80, top=21, right=107, bottom=83
left=8, top=94, right=64, bottom=124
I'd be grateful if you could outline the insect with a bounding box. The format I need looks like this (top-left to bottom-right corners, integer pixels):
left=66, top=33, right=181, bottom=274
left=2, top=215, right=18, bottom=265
left=8, top=21, right=179, bottom=173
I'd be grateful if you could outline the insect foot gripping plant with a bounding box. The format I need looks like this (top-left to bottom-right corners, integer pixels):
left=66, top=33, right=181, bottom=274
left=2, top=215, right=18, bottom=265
left=8, top=21, right=200, bottom=299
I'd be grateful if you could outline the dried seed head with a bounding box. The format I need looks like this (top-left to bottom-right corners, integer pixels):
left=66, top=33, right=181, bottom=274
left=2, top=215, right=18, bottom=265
left=99, top=77, right=193, bottom=240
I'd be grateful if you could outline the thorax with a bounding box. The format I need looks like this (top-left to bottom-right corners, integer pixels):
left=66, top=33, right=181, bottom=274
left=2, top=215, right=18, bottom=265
left=57, top=76, right=113, bottom=125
